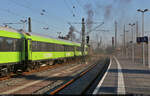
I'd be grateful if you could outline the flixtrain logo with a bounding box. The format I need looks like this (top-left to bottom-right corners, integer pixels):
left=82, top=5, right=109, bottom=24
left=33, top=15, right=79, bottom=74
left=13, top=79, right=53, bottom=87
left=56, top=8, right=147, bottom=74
left=79, top=52, right=81, bottom=55
left=44, top=53, right=53, bottom=58
left=66, top=53, right=71, bottom=56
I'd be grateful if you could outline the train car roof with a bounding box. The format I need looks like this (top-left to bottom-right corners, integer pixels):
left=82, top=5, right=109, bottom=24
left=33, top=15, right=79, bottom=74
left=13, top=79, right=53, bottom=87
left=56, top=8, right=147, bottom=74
left=29, top=32, right=81, bottom=46
left=0, top=26, right=82, bottom=46
left=0, top=26, right=24, bottom=39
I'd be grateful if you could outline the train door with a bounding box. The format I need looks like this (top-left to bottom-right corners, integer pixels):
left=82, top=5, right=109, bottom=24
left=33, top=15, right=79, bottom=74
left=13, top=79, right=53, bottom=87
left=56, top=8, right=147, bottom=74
left=25, top=39, right=32, bottom=61
left=74, top=46, right=76, bottom=57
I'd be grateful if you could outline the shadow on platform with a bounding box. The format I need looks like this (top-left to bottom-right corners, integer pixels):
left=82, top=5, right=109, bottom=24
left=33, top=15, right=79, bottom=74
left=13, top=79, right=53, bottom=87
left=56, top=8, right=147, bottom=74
left=109, top=69, right=150, bottom=74
left=98, top=86, right=117, bottom=94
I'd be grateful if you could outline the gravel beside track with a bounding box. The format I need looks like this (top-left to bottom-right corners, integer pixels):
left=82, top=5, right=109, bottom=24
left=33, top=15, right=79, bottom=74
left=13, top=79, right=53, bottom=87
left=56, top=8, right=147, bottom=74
left=0, top=55, right=102, bottom=94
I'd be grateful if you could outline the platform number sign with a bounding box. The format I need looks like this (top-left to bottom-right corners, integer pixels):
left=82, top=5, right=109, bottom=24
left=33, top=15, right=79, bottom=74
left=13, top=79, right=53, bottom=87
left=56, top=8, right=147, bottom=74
left=137, top=36, right=148, bottom=44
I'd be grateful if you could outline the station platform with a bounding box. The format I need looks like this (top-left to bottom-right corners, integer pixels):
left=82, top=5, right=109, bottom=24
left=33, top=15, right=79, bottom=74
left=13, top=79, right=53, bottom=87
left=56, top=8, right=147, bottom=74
left=93, top=56, right=150, bottom=94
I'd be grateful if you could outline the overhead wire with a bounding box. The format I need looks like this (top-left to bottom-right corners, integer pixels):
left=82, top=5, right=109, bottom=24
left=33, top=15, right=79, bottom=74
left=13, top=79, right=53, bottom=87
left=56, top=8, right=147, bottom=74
left=63, top=0, right=75, bottom=16
left=63, top=0, right=81, bottom=33
left=7, top=0, right=66, bottom=32
left=0, top=8, right=60, bottom=33
left=76, top=0, right=85, bottom=10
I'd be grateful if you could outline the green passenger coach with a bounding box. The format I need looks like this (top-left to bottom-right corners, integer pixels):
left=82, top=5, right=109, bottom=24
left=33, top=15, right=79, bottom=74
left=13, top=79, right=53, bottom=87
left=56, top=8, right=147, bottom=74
left=0, top=27, right=25, bottom=75
left=0, top=27, right=88, bottom=76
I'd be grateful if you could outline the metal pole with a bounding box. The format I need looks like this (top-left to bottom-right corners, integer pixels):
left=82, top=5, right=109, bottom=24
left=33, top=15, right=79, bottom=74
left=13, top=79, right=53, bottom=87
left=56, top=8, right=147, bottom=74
left=23, top=22, right=26, bottom=32
left=126, top=31, right=128, bottom=57
left=135, top=21, right=138, bottom=64
left=123, top=24, right=126, bottom=56
left=115, top=21, right=117, bottom=49
left=142, top=12, right=145, bottom=66
left=131, top=27, right=134, bottom=64
left=148, top=37, right=150, bottom=68
left=28, top=17, right=32, bottom=32
left=129, top=23, right=135, bottom=64
left=81, top=18, right=85, bottom=63
left=136, top=21, right=139, bottom=37
left=137, top=9, right=149, bottom=66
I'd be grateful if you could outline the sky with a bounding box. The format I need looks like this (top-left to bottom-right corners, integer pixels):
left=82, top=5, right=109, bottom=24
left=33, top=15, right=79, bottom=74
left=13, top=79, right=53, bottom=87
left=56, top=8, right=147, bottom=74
left=0, top=0, right=150, bottom=46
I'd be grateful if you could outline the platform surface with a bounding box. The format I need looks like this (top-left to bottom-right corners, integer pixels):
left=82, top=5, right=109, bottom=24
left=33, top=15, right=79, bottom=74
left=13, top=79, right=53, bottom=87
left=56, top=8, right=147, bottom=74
left=93, top=56, right=150, bottom=95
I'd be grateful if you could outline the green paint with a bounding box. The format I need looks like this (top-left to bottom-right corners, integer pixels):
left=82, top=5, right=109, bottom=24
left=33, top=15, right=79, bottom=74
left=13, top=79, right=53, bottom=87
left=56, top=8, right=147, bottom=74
left=0, top=52, right=22, bottom=63
left=0, top=29, right=88, bottom=64
left=31, top=52, right=75, bottom=60
left=0, top=30, right=23, bottom=39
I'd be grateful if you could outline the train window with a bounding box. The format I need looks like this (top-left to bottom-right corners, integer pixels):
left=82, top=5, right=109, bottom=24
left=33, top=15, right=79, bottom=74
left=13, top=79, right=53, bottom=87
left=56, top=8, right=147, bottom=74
left=0, top=37, right=3, bottom=51
left=51, top=43, right=55, bottom=51
left=7, top=39, right=13, bottom=51
left=63, top=45, right=74, bottom=51
left=16, top=39, right=22, bottom=51
left=55, top=44, right=59, bottom=51
left=48, top=43, right=53, bottom=51
left=13, top=39, right=16, bottom=51
left=31, top=41, right=72, bottom=52
left=0, top=37, right=3, bottom=42
left=32, top=41, right=58, bottom=52
left=61, top=45, right=64, bottom=51
left=32, top=41, right=36, bottom=51
left=71, top=46, right=74, bottom=51
left=76, top=47, right=82, bottom=51
left=59, top=44, right=63, bottom=51
left=0, top=37, right=22, bottom=52
left=64, top=45, right=69, bottom=51
left=0, top=37, right=2, bottom=48
left=69, top=46, right=71, bottom=51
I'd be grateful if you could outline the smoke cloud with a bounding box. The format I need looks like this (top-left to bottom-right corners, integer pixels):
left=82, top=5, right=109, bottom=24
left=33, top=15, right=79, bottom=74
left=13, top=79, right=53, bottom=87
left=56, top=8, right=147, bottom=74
left=84, top=4, right=94, bottom=34
left=95, top=0, right=132, bottom=22
left=67, top=25, right=76, bottom=40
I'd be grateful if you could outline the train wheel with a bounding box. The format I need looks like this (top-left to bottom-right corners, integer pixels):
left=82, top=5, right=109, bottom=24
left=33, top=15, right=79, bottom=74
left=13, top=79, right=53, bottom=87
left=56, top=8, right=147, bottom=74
left=26, top=63, right=33, bottom=72
left=0, top=67, right=8, bottom=77
left=48, top=60, right=54, bottom=65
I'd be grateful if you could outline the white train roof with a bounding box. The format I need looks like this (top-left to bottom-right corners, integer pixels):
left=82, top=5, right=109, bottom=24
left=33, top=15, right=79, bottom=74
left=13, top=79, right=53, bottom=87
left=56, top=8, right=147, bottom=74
left=30, top=32, right=81, bottom=45
left=0, top=26, right=81, bottom=45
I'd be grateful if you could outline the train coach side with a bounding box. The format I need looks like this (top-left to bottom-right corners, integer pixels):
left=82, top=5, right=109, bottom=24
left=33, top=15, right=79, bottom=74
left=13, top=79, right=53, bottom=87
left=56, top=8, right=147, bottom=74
left=0, top=27, right=88, bottom=76
left=28, top=34, right=77, bottom=63
left=0, top=27, right=26, bottom=75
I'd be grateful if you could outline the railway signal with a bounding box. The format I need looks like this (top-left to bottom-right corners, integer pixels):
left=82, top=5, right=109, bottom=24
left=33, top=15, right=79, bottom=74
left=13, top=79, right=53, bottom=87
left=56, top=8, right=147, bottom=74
left=112, top=37, right=114, bottom=48
left=86, top=36, right=89, bottom=44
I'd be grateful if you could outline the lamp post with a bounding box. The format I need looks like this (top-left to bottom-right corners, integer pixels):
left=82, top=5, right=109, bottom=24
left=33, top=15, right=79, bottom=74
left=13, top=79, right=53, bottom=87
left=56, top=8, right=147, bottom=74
left=129, top=23, right=135, bottom=64
left=120, top=34, right=124, bottom=56
left=137, top=9, right=149, bottom=66
left=123, top=25, right=129, bottom=57
left=123, top=25, right=126, bottom=56
left=125, top=30, right=129, bottom=57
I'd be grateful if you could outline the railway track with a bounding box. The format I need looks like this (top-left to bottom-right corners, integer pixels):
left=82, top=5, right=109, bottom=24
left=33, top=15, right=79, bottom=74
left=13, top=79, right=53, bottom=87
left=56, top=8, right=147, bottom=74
left=46, top=57, right=110, bottom=95
left=0, top=58, right=81, bottom=82
left=0, top=64, right=62, bottom=82
left=49, top=63, right=98, bottom=95
left=0, top=55, right=106, bottom=94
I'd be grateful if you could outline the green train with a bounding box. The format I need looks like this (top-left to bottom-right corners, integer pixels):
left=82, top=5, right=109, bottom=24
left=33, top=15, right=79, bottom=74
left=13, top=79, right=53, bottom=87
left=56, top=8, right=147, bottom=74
left=0, top=27, right=88, bottom=76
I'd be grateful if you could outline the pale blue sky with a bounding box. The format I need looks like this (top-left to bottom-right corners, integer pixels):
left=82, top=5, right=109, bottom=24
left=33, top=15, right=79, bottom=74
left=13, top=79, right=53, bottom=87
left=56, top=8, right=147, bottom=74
left=0, top=0, right=150, bottom=45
